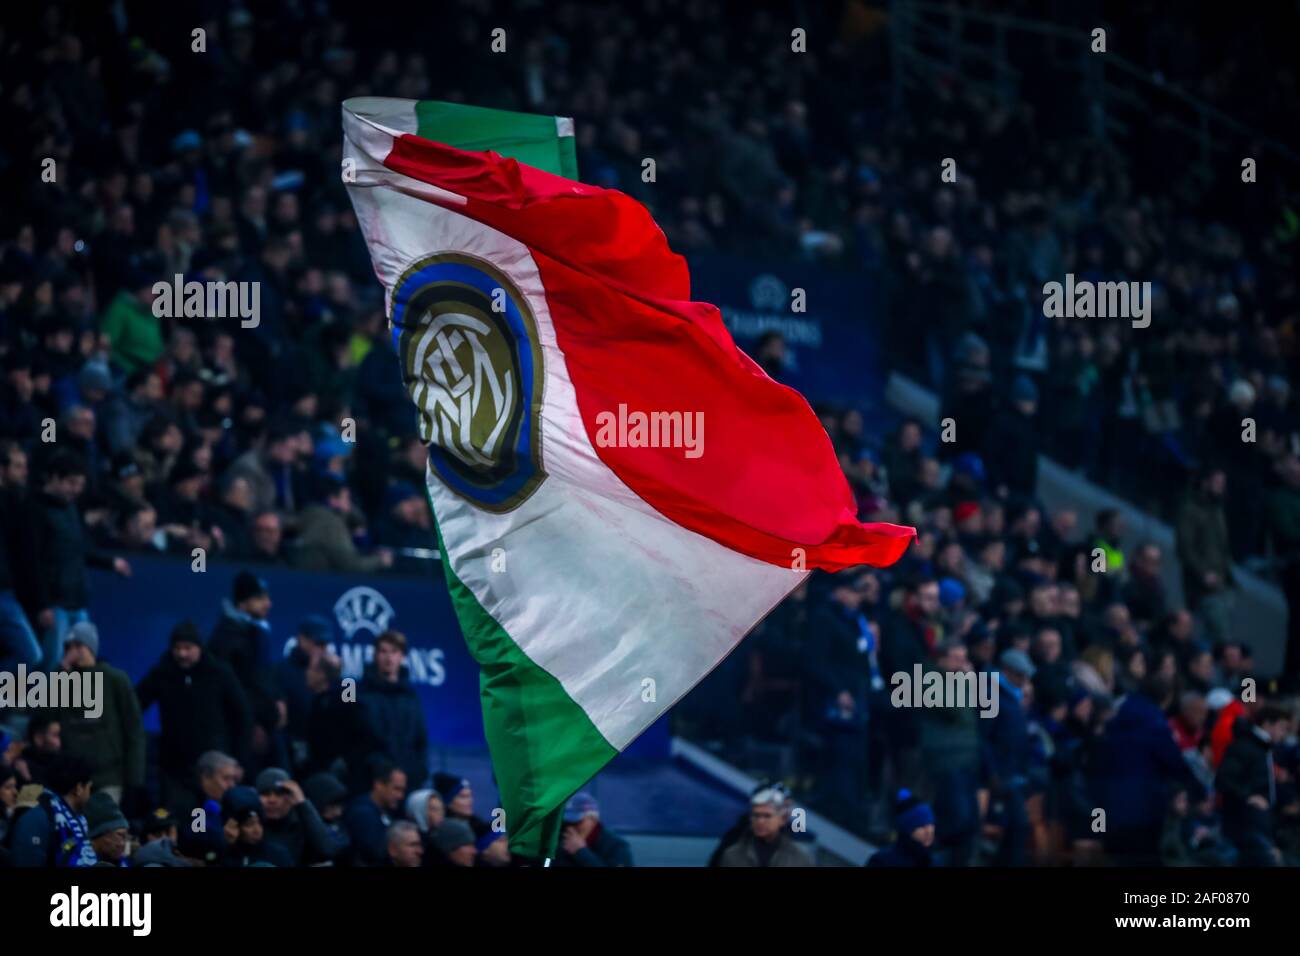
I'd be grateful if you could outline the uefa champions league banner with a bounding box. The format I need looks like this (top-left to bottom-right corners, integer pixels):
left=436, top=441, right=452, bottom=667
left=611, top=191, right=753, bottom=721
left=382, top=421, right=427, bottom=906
left=84, top=555, right=670, bottom=758
left=685, top=252, right=887, bottom=406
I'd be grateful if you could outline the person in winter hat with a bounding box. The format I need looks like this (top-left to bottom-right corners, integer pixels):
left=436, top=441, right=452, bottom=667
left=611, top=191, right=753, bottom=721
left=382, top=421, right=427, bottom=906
left=867, top=789, right=935, bottom=867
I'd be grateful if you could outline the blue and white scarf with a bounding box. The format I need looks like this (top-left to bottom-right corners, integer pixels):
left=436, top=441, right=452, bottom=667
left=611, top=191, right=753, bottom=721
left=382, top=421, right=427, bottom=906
left=42, top=791, right=99, bottom=867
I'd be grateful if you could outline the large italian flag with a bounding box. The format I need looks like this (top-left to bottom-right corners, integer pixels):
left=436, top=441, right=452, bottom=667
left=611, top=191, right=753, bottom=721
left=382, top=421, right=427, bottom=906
left=342, top=98, right=914, bottom=857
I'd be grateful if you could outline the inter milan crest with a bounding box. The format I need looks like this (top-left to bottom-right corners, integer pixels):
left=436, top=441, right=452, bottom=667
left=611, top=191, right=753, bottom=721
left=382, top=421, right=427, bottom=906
left=390, top=253, right=545, bottom=512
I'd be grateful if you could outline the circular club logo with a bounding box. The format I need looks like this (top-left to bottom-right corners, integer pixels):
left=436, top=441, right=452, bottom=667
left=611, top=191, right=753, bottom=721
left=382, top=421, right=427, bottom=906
left=333, top=586, right=395, bottom=640
left=391, top=253, right=545, bottom=512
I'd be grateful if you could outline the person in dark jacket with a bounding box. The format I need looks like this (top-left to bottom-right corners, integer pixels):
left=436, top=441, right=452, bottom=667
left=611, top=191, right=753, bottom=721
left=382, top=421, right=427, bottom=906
left=867, top=789, right=935, bottom=867
left=84, top=791, right=131, bottom=867
left=303, top=771, right=352, bottom=864
left=981, top=374, right=1040, bottom=499
left=136, top=620, right=254, bottom=813
left=433, top=771, right=493, bottom=841
left=372, top=481, right=436, bottom=567
left=707, top=780, right=795, bottom=867
left=15, top=713, right=61, bottom=787
left=359, top=630, right=428, bottom=788
left=276, top=614, right=333, bottom=769
left=55, top=622, right=146, bottom=806
left=254, top=767, right=345, bottom=866
left=173, top=750, right=241, bottom=866
left=10, top=752, right=98, bottom=867
left=385, top=820, right=425, bottom=867
left=0, top=443, right=40, bottom=672
left=1270, top=456, right=1300, bottom=688
left=718, top=786, right=814, bottom=867
left=918, top=642, right=982, bottom=866
left=305, top=653, right=384, bottom=790
left=0, top=351, right=43, bottom=445
left=208, top=570, right=285, bottom=772
left=221, top=785, right=294, bottom=867
left=984, top=648, right=1036, bottom=866
left=290, top=475, right=392, bottom=574
left=0, top=763, right=17, bottom=862
left=1095, top=674, right=1206, bottom=864
left=805, top=578, right=874, bottom=710
left=555, top=792, right=634, bottom=867
left=343, top=757, right=407, bottom=866
left=1216, top=705, right=1292, bottom=866
left=31, top=450, right=131, bottom=668
left=881, top=577, right=942, bottom=793
left=431, top=818, right=478, bottom=867
left=1175, top=467, right=1236, bottom=642
left=1123, top=542, right=1169, bottom=630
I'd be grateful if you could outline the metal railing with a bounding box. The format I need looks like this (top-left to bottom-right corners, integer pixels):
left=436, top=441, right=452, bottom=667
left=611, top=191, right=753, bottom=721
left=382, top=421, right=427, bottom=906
left=889, top=0, right=1300, bottom=181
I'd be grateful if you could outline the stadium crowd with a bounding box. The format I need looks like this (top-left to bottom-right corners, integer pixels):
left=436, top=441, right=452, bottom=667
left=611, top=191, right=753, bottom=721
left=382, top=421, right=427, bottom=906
left=0, top=0, right=1298, bottom=867
left=0, top=597, right=632, bottom=868
left=688, top=403, right=1300, bottom=866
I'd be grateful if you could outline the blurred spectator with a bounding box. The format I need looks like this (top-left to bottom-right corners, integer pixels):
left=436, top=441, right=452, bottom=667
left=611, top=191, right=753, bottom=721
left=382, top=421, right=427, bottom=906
left=1096, top=675, right=1206, bottom=865
left=291, top=474, right=392, bottom=573
left=10, top=753, right=97, bottom=867
left=985, top=649, right=1035, bottom=866
left=304, top=650, right=381, bottom=787
left=433, top=818, right=478, bottom=867
left=359, top=630, right=428, bottom=788
left=224, top=420, right=301, bottom=516
left=0, top=764, right=16, bottom=860
left=221, top=784, right=293, bottom=867
left=1216, top=704, right=1292, bottom=865
left=718, top=787, right=813, bottom=867
left=276, top=614, right=333, bottom=764
left=208, top=571, right=285, bottom=771
left=136, top=620, right=252, bottom=813
left=1124, top=542, right=1168, bottom=629
left=254, top=767, right=344, bottom=866
left=302, top=771, right=352, bottom=864
left=83, top=791, right=131, bottom=867
left=13, top=714, right=61, bottom=787
left=386, top=820, right=423, bottom=867
left=344, top=757, right=406, bottom=867
left=404, top=787, right=445, bottom=866
left=1175, top=468, right=1236, bottom=641
left=434, top=771, right=490, bottom=840
left=983, top=375, right=1040, bottom=499
left=32, top=450, right=130, bottom=668
left=247, top=510, right=286, bottom=564
left=55, top=621, right=145, bottom=806
left=555, top=792, right=633, bottom=867
left=0, top=442, right=39, bottom=672
left=374, top=481, right=433, bottom=556
left=867, top=789, right=935, bottom=867
left=918, top=641, right=981, bottom=866
left=1271, top=456, right=1300, bottom=688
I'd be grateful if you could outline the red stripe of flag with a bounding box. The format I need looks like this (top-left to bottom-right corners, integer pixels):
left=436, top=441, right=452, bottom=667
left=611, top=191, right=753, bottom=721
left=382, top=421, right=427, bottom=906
left=384, top=134, right=915, bottom=571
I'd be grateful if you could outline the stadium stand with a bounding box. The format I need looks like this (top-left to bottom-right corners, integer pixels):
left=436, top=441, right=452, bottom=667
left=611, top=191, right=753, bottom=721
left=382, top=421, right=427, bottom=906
left=1, top=0, right=1299, bottom=868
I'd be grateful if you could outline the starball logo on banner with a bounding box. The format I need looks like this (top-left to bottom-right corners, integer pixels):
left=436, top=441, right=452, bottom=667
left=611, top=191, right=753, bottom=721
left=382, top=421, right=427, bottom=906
left=277, top=585, right=447, bottom=687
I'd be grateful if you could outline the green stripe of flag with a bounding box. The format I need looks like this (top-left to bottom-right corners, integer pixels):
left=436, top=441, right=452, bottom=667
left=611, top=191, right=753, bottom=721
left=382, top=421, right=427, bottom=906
left=414, top=100, right=578, bottom=179
left=431, top=503, right=615, bottom=859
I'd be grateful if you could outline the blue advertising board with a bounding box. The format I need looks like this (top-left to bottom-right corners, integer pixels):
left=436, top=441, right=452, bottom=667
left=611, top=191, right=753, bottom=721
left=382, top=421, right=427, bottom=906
left=686, top=252, right=886, bottom=406
left=86, top=556, right=668, bottom=758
